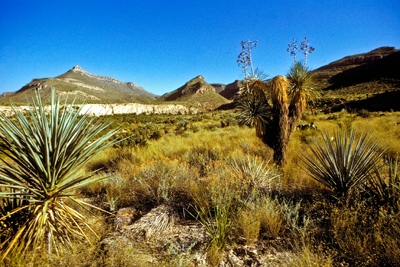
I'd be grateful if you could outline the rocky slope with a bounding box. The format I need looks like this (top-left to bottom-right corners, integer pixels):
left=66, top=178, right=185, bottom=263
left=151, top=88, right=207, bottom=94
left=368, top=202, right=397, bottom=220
left=312, top=46, right=400, bottom=112
left=1, top=66, right=157, bottom=104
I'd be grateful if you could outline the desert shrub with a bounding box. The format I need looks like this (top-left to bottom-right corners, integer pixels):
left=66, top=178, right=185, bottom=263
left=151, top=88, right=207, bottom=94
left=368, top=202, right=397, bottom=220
left=228, top=155, right=280, bottom=196
left=235, top=204, right=261, bottom=244
left=358, top=109, right=371, bottom=118
left=190, top=178, right=240, bottom=255
left=186, top=146, right=222, bottom=177
left=0, top=90, right=119, bottom=260
left=258, top=196, right=286, bottom=239
left=190, top=125, right=200, bottom=133
left=253, top=195, right=315, bottom=241
left=279, top=198, right=315, bottom=240
left=297, top=127, right=319, bottom=144
left=176, top=120, right=190, bottom=130
left=204, top=123, right=219, bottom=131
left=113, top=129, right=148, bottom=149
left=337, top=115, right=356, bottom=133
left=132, top=161, right=196, bottom=206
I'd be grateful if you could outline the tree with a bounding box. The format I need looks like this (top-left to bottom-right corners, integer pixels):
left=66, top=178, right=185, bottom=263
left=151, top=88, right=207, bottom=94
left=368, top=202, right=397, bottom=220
left=237, top=51, right=320, bottom=167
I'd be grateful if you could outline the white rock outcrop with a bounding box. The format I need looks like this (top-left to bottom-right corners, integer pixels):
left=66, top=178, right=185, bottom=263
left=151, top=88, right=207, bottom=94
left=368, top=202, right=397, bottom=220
left=0, top=103, right=199, bottom=117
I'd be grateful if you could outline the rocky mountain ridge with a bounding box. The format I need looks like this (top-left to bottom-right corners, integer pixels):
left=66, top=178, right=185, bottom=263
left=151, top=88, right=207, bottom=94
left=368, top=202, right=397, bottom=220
left=1, top=66, right=157, bottom=104
left=71, top=65, right=124, bottom=84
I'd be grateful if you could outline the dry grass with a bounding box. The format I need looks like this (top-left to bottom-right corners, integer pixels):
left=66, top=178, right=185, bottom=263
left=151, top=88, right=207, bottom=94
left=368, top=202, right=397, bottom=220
left=3, top=110, right=400, bottom=266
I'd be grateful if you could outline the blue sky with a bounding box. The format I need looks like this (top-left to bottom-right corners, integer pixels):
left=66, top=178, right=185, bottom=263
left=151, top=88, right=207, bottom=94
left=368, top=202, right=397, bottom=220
left=1, top=0, right=399, bottom=96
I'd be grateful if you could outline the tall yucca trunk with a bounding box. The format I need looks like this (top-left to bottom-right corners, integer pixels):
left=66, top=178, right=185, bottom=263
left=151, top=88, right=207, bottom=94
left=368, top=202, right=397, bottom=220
left=270, top=76, right=288, bottom=105
left=268, top=76, right=290, bottom=166
left=249, top=80, right=268, bottom=138
left=288, top=91, right=307, bottom=136
left=263, top=76, right=306, bottom=166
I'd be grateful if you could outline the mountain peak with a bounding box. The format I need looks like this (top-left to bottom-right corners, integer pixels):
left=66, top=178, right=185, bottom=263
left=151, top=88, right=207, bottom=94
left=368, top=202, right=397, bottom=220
left=72, top=65, right=85, bottom=72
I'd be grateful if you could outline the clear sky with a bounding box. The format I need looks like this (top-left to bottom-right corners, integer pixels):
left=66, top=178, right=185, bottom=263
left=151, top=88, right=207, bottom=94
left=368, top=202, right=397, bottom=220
left=1, top=0, right=399, bottom=96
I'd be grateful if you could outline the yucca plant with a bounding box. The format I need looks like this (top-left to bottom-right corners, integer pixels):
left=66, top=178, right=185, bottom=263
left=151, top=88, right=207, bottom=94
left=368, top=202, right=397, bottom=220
left=301, top=128, right=384, bottom=196
left=286, top=62, right=321, bottom=133
left=235, top=63, right=320, bottom=167
left=0, top=89, right=119, bottom=260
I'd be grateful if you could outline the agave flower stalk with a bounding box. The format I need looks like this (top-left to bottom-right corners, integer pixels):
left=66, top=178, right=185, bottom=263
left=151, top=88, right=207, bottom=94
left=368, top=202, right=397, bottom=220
left=0, top=89, right=120, bottom=260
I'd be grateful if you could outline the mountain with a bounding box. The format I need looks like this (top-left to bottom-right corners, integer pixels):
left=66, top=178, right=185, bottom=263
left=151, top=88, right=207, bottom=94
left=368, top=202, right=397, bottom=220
left=1, top=66, right=157, bottom=104
left=157, top=75, right=230, bottom=110
left=312, top=46, right=400, bottom=111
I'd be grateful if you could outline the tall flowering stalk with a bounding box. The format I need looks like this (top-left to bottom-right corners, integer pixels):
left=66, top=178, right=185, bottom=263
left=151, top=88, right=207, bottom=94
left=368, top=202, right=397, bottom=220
left=237, top=40, right=258, bottom=80
left=300, top=37, right=315, bottom=67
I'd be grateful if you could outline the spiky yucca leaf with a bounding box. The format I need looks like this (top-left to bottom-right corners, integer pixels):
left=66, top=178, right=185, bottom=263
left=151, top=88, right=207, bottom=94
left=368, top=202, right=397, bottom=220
left=301, top=128, right=384, bottom=196
left=235, top=93, right=273, bottom=138
left=0, top=89, right=119, bottom=260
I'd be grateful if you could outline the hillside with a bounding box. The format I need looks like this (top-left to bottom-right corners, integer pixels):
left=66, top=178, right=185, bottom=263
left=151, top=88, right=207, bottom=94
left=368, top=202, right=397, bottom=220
left=0, top=66, right=157, bottom=104
left=312, top=47, right=400, bottom=112
left=219, top=80, right=247, bottom=100
left=210, top=83, right=226, bottom=93
left=157, top=75, right=230, bottom=110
